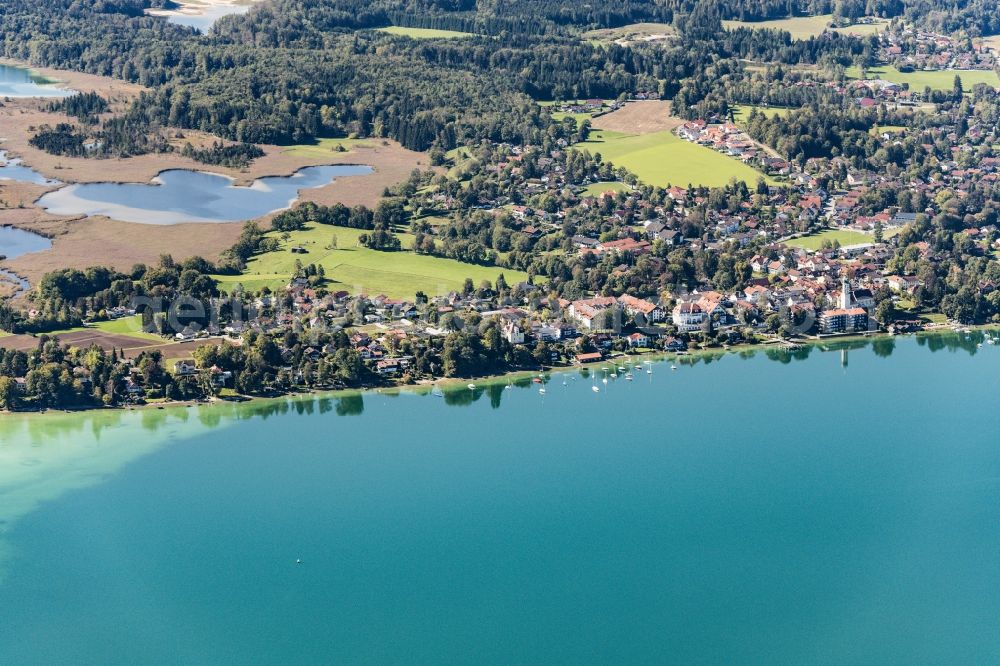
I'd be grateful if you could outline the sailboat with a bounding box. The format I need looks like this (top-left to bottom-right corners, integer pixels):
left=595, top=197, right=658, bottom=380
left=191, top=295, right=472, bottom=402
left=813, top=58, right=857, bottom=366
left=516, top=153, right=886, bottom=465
left=467, top=383, right=476, bottom=390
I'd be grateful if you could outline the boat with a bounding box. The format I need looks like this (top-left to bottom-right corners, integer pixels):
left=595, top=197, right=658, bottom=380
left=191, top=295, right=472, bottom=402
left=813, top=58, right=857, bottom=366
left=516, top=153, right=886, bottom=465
left=592, top=385, right=600, bottom=393
left=467, top=383, right=476, bottom=390
left=533, top=377, right=542, bottom=384
left=646, top=369, right=652, bottom=374
left=671, top=365, right=677, bottom=371
left=625, top=373, right=633, bottom=380
left=431, top=385, right=444, bottom=397
left=635, top=364, right=642, bottom=370
left=602, top=377, right=608, bottom=384
left=539, top=388, right=546, bottom=395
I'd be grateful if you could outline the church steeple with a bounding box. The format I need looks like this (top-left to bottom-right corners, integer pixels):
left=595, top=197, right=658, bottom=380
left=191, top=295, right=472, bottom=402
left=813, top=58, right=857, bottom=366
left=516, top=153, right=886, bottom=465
left=839, top=278, right=852, bottom=309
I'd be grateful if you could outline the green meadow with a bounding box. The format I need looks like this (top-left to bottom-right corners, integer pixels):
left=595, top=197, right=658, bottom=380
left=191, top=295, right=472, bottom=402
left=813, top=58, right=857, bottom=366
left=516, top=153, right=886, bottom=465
left=575, top=129, right=773, bottom=188
left=723, top=14, right=887, bottom=40
left=732, top=104, right=793, bottom=124
left=284, top=138, right=372, bottom=159
left=786, top=229, right=873, bottom=250
left=846, top=65, right=1000, bottom=90
left=722, top=15, right=833, bottom=39
left=375, top=26, right=473, bottom=39
left=46, top=315, right=163, bottom=342
left=213, top=225, right=529, bottom=299
left=581, top=181, right=631, bottom=197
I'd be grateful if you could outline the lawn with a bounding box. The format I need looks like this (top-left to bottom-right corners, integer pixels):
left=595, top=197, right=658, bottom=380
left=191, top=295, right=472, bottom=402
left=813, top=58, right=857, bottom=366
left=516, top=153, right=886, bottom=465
left=581, top=181, right=630, bottom=197
left=284, top=138, right=373, bottom=160
left=831, top=19, right=889, bottom=36
left=846, top=65, right=1000, bottom=90
left=786, top=229, right=873, bottom=250
left=870, top=124, right=907, bottom=135
left=45, top=315, right=163, bottom=342
left=213, top=225, right=530, bottom=299
left=722, top=15, right=833, bottom=40
left=375, top=26, right=473, bottom=39
left=551, top=111, right=594, bottom=127
left=574, top=129, right=774, bottom=188
left=732, top=104, right=793, bottom=124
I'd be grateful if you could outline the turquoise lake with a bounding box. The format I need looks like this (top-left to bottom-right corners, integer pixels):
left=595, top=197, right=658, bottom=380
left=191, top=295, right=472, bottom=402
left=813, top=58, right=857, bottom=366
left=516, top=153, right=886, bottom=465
left=1, top=333, right=999, bottom=663
left=35, top=165, right=374, bottom=224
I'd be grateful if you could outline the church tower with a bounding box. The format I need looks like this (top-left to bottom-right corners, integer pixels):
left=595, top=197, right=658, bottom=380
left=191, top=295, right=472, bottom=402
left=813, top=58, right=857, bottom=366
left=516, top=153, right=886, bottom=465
left=839, top=278, right=851, bottom=309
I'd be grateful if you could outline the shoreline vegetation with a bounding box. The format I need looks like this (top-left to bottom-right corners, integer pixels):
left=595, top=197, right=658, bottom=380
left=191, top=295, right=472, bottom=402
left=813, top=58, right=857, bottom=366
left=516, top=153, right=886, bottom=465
left=2, top=325, right=995, bottom=417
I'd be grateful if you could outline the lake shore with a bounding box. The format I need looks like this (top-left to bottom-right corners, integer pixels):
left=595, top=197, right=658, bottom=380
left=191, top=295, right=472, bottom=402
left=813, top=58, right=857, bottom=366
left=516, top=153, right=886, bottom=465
left=4, top=325, right=996, bottom=418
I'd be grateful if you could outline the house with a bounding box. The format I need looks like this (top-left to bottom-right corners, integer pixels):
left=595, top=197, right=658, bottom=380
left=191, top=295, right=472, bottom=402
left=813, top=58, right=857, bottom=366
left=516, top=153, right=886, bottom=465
left=672, top=302, right=706, bottom=332
left=568, top=296, right=617, bottom=329
left=208, top=365, right=232, bottom=387
left=502, top=318, right=526, bottom=344
left=887, top=275, right=920, bottom=293
left=662, top=336, right=687, bottom=352
left=618, top=294, right=666, bottom=322
left=173, top=360, right=198, bottom=376
left=626, top=332, right=649, bottom=348
left=819, top=308, right=869, bottom=334
left=575, top=352, right=604, bottom=364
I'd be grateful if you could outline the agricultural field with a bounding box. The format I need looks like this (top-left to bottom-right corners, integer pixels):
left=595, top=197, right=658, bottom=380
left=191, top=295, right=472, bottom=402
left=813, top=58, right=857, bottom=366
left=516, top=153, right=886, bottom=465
left=786, top=229, right=873, bottom=250
left=375, top=26, right=473, bottom=39
left=213, top=225, right=530, bottom=299
left=574, top=129, right=774, bottom=188
left=846, top=65, right=1000, bottom=90
left=732, top=104, right=793, bottom=124
left=722, top=15, right=833, bottom=40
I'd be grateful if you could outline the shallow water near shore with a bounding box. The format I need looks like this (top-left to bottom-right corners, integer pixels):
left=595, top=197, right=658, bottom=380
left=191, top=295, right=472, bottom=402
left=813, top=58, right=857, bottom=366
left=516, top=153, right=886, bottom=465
left=0, top=226, right=52, bottom=293
left=0, top=151, right=61, bottom=186
left=149, top=1, right=253, bottom=32
left=1, top=333, right=999, bottom=663
left=35, top=165, right=374, bottom=224
left=0, top=64, right=72, bottom=98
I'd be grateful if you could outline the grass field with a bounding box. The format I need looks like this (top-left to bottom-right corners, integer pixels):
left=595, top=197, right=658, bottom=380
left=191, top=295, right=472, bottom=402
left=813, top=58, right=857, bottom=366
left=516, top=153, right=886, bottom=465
left=284, top=138, right=373, bottom=159
left=581, top=181, right=630, bottom=197
left=542, top=100, right=615, bottom=128
left=724, top=15, right=889, bottom=39
left=732, top=104, right=793, bottom=124
left=831, top=19, right=889, bottom=36
left=213, top=226, right=530, bottom=299
left=551, top=111, right=594, bottom=127
left=723, top=15, right=832, bottom=39
left=376, top=26, right=473, bottom=39
left=574, top=129, right=774, bottom=188
left=871, top=124, right=907, bottom=135
left=786, top=229, right=873, bottom=250
left=45, top=315, right=163, bottom=342
left=846, top=65, right=1000, bottom=90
